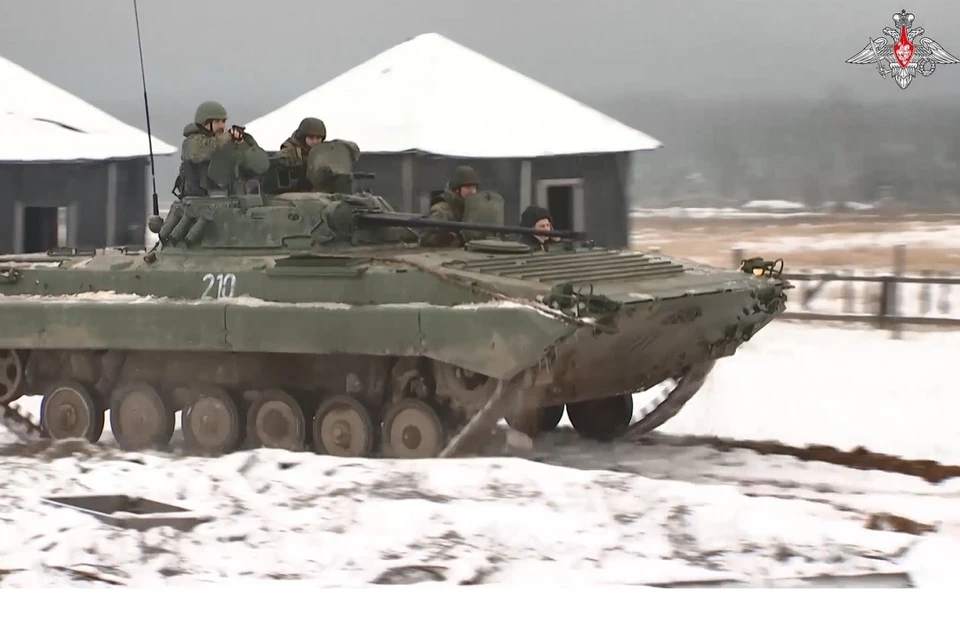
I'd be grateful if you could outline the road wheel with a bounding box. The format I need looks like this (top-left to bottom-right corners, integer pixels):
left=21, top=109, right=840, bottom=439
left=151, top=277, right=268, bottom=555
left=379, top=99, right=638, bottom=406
left=566, top=394, right=634, bottom=442
left=247, top=389, right=306, bottom=450
left=312, top=394, right=377, bottom=457
left=382, top=399, right=445, bottom=459
left=40, top=380, right=104, bottom=442
left=109, top=382, right=175, bottom=451
left=182, top=386, right=242, bottom=455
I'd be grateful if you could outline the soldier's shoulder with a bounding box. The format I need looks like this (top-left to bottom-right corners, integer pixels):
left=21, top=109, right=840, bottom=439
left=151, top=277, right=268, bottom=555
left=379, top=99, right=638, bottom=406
left=277, top=142, right=299, bottom=157
left=429, top=200, right=452, bottom=216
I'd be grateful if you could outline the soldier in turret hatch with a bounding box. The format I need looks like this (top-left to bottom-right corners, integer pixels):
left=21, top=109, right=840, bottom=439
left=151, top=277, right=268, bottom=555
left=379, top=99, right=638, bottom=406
left=519, top=205, right=556, bottom=251
left=175, top=100, right=269, bottom=197
left=273, top=117, right=328, bottom=191
left=279, top=117, right=327, bottom=164
left=420, top=165, right=490, bottom=247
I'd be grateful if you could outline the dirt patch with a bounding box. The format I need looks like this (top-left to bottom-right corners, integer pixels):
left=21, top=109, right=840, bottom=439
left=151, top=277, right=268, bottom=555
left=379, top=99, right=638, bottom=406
left=630, top=212, right=960, bottom=270
left=864, top=512, right=936, bottom=536
left=644, top=433, right=960, bottom=484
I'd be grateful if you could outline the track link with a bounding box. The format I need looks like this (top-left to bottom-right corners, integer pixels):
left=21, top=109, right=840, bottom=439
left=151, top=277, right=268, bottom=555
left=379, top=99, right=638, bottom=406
left=620, top=361, right=716, bottom=440
left=0, top=400, right=42, bottom=443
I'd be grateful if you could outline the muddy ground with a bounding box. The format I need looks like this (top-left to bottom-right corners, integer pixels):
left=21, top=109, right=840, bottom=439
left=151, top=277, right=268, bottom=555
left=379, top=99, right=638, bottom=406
left=629, top=211, right=960, bottom=270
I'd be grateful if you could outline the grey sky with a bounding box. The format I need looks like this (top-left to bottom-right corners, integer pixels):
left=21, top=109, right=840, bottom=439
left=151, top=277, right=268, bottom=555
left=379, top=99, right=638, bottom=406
left=3, top=0, right=960, bottom=195
left=6, top=0, right=960, bottom=109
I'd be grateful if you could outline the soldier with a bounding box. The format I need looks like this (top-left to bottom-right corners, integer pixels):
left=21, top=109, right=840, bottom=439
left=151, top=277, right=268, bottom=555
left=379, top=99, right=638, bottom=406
left=175, top=100, right=269, bottom=197
left=267, top=118, right=364, bottom=194
left=278, top=117, right=327, bottom=166
left=273, top=117, right=328, bottom=192
left=420, top=165, right=485, bottom=247
left=519, top=205, right=556, bottom=251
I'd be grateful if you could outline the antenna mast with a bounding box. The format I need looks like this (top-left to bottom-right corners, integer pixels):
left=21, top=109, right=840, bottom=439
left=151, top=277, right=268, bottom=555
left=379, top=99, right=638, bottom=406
left=133, top=0, right=160, bottom=219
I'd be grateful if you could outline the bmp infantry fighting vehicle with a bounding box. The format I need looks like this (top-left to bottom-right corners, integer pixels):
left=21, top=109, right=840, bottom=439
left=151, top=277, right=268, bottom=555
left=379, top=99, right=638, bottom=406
left=0, top=4, right=788, bottom=456
left=0, top=140, right=789, bottom=458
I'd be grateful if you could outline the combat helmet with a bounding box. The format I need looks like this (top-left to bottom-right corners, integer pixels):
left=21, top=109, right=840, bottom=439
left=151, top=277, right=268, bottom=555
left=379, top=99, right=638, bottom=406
left=296, top=117, right=327, bottom=140
left=450, top=165, right=480, bottom=190
left=194, top=100, right=228, bottom=124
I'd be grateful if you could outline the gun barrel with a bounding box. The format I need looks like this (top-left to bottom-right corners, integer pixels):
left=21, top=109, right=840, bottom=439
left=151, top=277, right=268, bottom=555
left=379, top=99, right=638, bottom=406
left=355, top=211, right=587, bottom=240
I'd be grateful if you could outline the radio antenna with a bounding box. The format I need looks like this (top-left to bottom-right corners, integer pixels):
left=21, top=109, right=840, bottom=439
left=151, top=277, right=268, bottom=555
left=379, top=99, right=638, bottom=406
left=133, top=0, right=159, bottom=220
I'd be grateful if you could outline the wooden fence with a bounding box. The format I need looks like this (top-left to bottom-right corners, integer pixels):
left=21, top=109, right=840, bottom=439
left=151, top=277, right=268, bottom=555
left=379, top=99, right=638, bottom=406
left=732, top=245, right=960, bottom=336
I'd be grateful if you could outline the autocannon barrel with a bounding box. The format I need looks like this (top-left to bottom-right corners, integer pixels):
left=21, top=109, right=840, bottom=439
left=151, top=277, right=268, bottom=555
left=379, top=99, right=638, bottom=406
left=354, top=211, right=587, bottom=240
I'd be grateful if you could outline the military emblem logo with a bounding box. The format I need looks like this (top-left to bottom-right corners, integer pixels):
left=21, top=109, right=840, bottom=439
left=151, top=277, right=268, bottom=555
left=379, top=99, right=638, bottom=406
left=846, top=10, right=959, bottom=89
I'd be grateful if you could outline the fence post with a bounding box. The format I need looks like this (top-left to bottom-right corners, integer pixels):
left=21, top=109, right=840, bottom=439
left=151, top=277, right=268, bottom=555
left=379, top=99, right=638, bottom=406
left=842, top=269, right=855, bottom=314
left=938, top=271, right=951, bottom=315
left=919, top=269, right=931, bottom=316
left=889, top=244, right=906, bottom=339
left=732, top=247, right=743, bottom=269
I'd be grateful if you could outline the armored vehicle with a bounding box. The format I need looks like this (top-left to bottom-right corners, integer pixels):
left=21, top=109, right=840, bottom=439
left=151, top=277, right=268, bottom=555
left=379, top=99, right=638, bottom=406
left=0, top=144, right=788, bottom=458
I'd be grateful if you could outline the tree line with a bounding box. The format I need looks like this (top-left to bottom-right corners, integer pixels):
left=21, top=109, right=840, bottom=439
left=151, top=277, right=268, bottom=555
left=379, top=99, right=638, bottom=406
left=596, top=91, right=960, bottom=210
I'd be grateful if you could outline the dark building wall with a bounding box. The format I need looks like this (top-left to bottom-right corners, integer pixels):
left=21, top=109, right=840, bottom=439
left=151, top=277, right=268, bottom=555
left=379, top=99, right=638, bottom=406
left=1, top=152, right=636, bottom=255
left=354, top=154, right=405, bottom=210
left=413, top=156, right=522, bottom=220
left=0, top=169, right=13, bottom=253
left=531, top=152, right=631, bottom=249
left=116, top=159, right=149, bottom=246
left=354, top=155, right=522, bottom=217
left=354, top=151, right=633, bottom=247
left=0, top=158, right=149, bottom=254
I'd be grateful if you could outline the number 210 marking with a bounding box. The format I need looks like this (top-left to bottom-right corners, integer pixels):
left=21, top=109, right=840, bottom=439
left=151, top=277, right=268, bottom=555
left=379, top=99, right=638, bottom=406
left=201, top=273, right=237, bottom=299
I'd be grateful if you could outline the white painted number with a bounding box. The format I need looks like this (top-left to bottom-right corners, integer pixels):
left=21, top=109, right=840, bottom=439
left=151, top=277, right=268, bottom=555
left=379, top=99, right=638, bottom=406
left=201, top=273, right=237, bottom=299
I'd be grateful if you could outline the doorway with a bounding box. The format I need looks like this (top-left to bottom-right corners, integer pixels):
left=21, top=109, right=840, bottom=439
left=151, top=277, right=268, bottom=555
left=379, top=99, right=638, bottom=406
left=536, top=179, right=584, bottom=232
left=546, top=186, right=574, bottom=231
left=21, top=206, right=67, bottom=253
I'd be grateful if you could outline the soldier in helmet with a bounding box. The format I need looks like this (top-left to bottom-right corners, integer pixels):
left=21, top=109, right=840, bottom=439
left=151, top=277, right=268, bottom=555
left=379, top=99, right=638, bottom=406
left=271, top=117, right=329, bottom=192
left=420, top=165, right=487, bottom=247
left=279, top=117, right=327, bottom=164
left=175, top=100, right=269, bottom=197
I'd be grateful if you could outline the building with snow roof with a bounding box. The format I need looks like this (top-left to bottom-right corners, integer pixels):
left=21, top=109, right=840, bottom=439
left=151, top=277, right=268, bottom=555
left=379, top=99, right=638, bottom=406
left=245, top=33, right=661, bottom=248
left=0, top=55, right=175, bottom=255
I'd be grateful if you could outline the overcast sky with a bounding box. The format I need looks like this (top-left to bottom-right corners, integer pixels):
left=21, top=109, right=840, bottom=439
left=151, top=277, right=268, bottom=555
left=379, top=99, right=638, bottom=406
left=3, top=0, right=959, bottom=193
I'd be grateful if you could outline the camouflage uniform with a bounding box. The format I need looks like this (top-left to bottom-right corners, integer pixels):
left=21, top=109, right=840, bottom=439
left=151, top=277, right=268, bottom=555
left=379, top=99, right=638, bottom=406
left=175, top=100, right=269, bottom=197
left=278, top=117, right=327, bottom=164
left=274, top=117, right=328, bottom=191
left=420, top=166, right=486, bottom=247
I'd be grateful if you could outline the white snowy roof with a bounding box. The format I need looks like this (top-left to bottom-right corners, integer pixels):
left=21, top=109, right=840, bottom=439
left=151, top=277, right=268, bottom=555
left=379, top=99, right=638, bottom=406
left=0, top=55, right=176, bottom=163
left=244, top=33, right=662, bottom=158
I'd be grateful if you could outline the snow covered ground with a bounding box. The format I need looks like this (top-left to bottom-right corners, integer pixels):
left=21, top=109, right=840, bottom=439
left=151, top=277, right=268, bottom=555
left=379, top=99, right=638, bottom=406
left=537, top=321, right=960, bottom=464
left=2, top=441, right=957, bottom=587
left=3, top=321, right=960, bottom=586
left=630, top=206, right=828, bottom=220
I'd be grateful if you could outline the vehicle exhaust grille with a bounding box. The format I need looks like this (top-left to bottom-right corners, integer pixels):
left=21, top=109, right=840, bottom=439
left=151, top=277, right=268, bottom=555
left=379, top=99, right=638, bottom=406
left=442, top=249, right=686, bottom=284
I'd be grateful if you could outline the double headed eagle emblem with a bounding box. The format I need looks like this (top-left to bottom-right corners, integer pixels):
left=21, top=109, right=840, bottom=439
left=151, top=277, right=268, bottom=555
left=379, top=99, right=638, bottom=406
left=846, top=9, right=959, bottom=89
